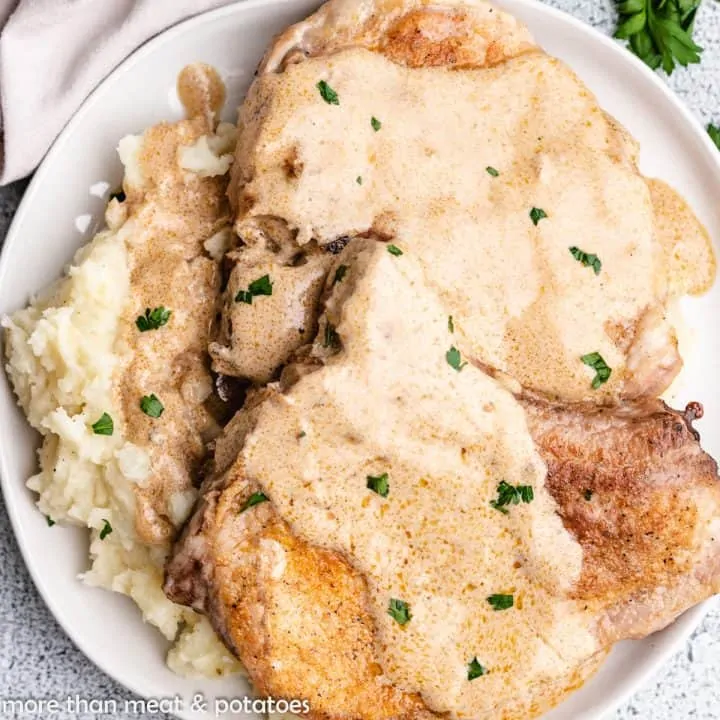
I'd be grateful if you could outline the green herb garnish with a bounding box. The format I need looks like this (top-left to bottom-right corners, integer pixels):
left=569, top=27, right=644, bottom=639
left=581, top=352, right=612, bottom=389
left=371, top=116, right=382, bottom=132
left=529, top=207, right=548, bottom=226
left=708, top=124, right=720, bottom=151
left=91, top=412, right=114, bottom=436
left=140, top=394, right=164, bottom=418
left=614, top=0, right=703, bottom=75
left=446, top=346, right=467, bottom=372
left=334, top=265, right=348, bottom=285
left=324, top=323, right=341, bottom=349
left=584, top=489, right=594, bottom=501
left=356, top=175, right=363, bottom=185
left=388, top=598, right=411, bottom=625
left=240, top=492, right=269, bottom=513
left=317, top=80, right=339, bottom=105
left=569, top=246, right=602, bottom=275
left=135, top=306, right=171, bottom=332
left=467, top=658, right=487, bottom=680
left=387, top=244, right=403, bottom=257
left=487, top=594, right=514, bottom=611
left=46, top=516, right=55, bottom=527
left=366, top=473, right=390, bottom=498
left=486, top=166, right=499, bottom=177
left=448, top=315, right=454, bottom=333
left=235, top=274, right=273, bottom=304
left=490, top=480, right=534, bottom=514
left=99, top=520, right=113, bottom=540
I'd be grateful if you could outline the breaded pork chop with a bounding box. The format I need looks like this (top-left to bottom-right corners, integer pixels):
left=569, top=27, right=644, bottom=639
left=165, top=394, right=720, bottom=720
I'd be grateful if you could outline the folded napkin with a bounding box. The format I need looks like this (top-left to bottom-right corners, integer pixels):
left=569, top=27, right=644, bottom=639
left=0, top=0, right=240, bottom=185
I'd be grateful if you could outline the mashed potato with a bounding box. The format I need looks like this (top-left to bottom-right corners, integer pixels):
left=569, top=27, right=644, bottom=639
left=2, top=120, right=242, bottom=678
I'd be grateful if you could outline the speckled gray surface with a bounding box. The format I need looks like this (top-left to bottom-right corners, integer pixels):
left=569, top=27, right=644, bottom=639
left=0, top=1, right=719, bottom=719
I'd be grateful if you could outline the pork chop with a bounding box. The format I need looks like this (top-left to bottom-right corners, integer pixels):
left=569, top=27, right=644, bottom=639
left=166, top=238, right=720, bottom=719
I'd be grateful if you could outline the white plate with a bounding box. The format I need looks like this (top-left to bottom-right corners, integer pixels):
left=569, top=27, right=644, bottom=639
left=1, top=1, right=719, bottom=718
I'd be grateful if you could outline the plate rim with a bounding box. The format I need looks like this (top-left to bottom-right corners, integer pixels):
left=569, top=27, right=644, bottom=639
left=1, top=0, right=719, bottom=717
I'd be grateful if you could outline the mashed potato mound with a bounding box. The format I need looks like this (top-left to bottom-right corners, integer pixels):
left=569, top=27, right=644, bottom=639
left=2, top=126, right=242, bottom=679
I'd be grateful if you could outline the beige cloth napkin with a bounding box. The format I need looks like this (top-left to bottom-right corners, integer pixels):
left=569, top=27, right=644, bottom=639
left=0, top=0, right=241, bottom=185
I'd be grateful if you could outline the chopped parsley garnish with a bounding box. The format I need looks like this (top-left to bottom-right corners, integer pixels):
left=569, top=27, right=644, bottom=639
left=99, top=520, right=113, bottom=540
left=708, top=124, right=720, bottom=151
left=490, top=481, right=534, bottom=514
left=356, top=175, right=363, bottom=185
left=584, top=489, right=594, bottom=501
left=487, top=594, right=514, bottom=611
left=366, top=473, right=390, bottom=498
left=448, top=315, right=454, bottom=333
left=446, top=346, right=467, bottom=372
left=91, top=412, right=114, bottom=436
left=135, top=306, right=171, bottom=332
left=486, top=166, right=499, bottom=177
left=581, top=352, right=612, bottom=389
left=388, top=598, right=411, bottom=625
left=140, top=394, right=164, bottom=418
left=317, top=80, right=339, bottom=105
left=240, top=492, right=269, bottom=513
left=467, top=658, right=487, bottom=680
left=46, top=516, right=55, bottom=527
left=110, top=189, right=126, bottom=203
left=334, top=265, right=348, bottom=285
left=324, top=323, right=341, bottom=349
left=529, top=207, right=548, bottom=226
left=371, top=116, right=382, bottom=132
left=235, top=274, right=273, bottom=304
left=387, top=244, right=403, bottom=257
left=569, top=246, right=602, bottom=276
left=298, top=431, right=307, bottom=439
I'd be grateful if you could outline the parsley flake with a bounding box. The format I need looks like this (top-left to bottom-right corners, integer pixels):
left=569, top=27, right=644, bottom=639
left=91, top=412, right=114, bottom=436
left=140, top=394, right=164, bottom=418
left=366, top=473, right=390, bottom=498
left=490, top=481, right=534, bottom=514
left=708, top=124, right=720, bottom=151
left=387, top=244, right=403, bottom=257
left=486, top=166, right=500, bottom=177
left=584, top=489, right=594, bottom=501
left=136, top=306, right=171, bottom=332
left=324, top=323, right=341, bottom=349
left=356, top=175, right=363, bottom=185
left=530, top=207, right=548, bottom=226
left=317, top=80, right=339, bottom=105
left=487, top=594, right=514, bottom=611
left=448, top=315, right=454, bottom=333
left=371, top=116, right=382, bottom=132
left=581, top=352, right=612, bottom=389
left=446, top=346, right=467, bottom=372
left=334, top=265, right=348, bottom=285
left=467, top=658, right=487, bottom=680
left=235, top=274, right=273, bottom=304
left=46, top=516, right=55, bottom=527
left=388, top=598, right=411, bottom=625
left=240, top=492, right=269, bottom=513
left=99, top=519, right=113, bottom=540
left=569, top=246, right=602, bottom=275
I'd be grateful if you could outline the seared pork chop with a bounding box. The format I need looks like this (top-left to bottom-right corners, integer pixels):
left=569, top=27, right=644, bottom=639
left=166, top=394, right=720, bottom=720
left=220, top=0, right=714, bottom=403
left=166, top=238, right=720, bottom=719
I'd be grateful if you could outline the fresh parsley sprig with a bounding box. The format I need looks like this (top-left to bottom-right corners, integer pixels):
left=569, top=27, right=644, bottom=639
left=614, top=0, right=703, bottom=75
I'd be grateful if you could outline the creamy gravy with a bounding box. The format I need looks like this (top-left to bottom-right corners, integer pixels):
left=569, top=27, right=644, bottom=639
left=116, top=64, right=231, bottom=544
left=244, top=240, right=599, bottom=717
left=234, top=48, right=714, bottom=402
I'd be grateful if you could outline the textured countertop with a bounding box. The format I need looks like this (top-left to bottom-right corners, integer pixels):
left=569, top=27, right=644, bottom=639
left=1, top=1, right=719, bottom=719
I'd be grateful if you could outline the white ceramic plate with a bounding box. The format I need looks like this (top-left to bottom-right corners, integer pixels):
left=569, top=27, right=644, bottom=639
left=1, top=1, right=719, bottom=718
